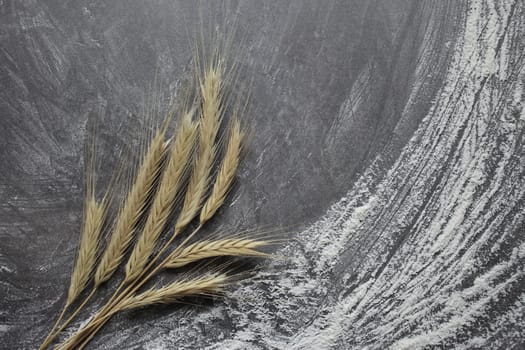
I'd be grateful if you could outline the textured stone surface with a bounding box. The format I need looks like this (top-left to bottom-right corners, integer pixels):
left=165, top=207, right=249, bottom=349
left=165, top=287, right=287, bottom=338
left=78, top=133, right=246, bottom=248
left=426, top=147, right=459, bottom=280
left=1, top=1, right=524, bottom=349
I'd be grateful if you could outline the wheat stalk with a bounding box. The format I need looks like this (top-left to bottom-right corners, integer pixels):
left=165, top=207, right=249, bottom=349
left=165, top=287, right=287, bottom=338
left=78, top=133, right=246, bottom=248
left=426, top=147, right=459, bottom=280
left=120, top=273, right=229, bottom=310
left=54, top=273, right=229, bottom=350
left=124, top=110, right=198, bottom=282
left=165, top=238, right=268, bottom=269
left=94, top=127, right=167, bottom=286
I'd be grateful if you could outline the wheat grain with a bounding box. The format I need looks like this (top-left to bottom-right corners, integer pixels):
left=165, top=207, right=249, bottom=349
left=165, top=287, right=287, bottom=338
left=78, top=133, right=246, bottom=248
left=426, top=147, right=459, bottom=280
left=94, top=127, right=167, bottom=286
left=120, top=273, right=229, bottom=310
left=175, top=65, right=223, bottom=231
left=200, top=118, right=243, bottom=223
left=165, top=238, right=268, bottom=269
left=124, top=110, right=198, bottom=282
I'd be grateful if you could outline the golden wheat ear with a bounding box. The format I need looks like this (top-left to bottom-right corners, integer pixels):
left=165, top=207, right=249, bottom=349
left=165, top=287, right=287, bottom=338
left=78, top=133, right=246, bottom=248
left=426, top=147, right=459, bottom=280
left=200, top=117, right=244, bottom=224
left=67, top=122, right=107, bottom=304
left=119, top=273, right=229, bottom=310
left=94, top=126, right=167, bottom=286
left=67, top=196, right=106, bottom=303
left=165, top=238, right=269, bottom=269
left=39, top=115, right=109, bottom=350
left=124, top=109, right=198, bottom=283
left=174, top=63, right=224, bottom=232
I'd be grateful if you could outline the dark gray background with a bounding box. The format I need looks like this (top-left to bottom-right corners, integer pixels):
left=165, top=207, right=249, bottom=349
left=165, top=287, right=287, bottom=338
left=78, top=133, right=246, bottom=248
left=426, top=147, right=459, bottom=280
left=1, top=1, right=524, bottom=349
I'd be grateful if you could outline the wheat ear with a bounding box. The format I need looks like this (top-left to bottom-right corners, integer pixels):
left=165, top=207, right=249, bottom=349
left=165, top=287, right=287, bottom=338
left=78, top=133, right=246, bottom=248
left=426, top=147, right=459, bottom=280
left=124, top=110, right=198, bottom=282
left=39, top=117, right=108, bottom=350
left=67, top=197, right=106, bottom=303
left=39, top=198, right=105, bottom=350
left=165, top=238, right=268, bottom=269
left=175, top=65, right=223, bottom=231
left=200, top=118, right=243, bottom=223
left=119, top=273, right=229, bottom=310
left=94, top=127, right=167, bottom=286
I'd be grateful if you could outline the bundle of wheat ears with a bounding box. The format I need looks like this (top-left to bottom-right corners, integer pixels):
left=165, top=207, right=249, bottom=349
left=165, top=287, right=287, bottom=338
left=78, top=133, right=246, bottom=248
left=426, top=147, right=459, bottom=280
left=39, top=48, right=273, bottom=349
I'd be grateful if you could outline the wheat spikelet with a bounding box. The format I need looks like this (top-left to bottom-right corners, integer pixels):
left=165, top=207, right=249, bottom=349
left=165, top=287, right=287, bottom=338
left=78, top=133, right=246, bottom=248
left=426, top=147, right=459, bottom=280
left=94, top=128, right=167, bottom=286
left=124, top=111, right=198, bottom=282
left=165, top=238, right=268, bottom=269
left=67, top=196, right=106, bottom=304
left=120, top=273, right=228, bottom=310
left=175, top=65, right=223, bottom=231
left=200, top=118, right=243, bottom=223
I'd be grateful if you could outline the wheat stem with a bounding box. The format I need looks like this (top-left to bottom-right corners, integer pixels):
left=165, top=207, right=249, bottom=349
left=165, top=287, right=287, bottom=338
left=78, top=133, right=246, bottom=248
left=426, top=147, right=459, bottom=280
left=56, top=225, right=201, bottom=350
left=62, top=236, right=271, bottom=349
left=65, top=272, right=228, bottom=350
left=42, top=288, right=97, bottom=350
left=77, top=325, right=102, bottom=350
left=39, top=305, right=67, bottom=350
left=69, top=273, right=226, bottom=350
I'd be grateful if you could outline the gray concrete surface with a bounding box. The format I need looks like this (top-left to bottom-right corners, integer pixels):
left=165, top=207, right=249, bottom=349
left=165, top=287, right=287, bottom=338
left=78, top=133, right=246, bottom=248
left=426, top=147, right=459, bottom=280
left=1, top=1, right=524, bottom=349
